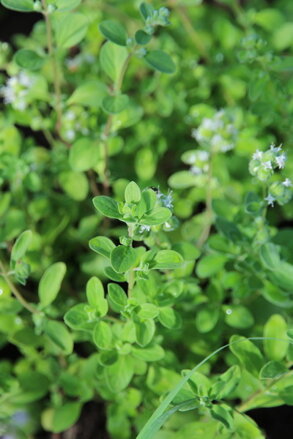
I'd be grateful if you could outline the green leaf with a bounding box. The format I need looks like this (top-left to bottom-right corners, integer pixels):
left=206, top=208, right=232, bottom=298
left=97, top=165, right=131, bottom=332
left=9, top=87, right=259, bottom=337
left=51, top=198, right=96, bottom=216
left=44, top=320, right=73, bottom=355
left=111, top=245, right=137, bottom=273
left=93, top=196, right=122, bottom=219
left=69, top=137, right=99, bottom=172
left=14, top=49, right=44, bottom=71
left=229, top=335, right=264, bottom=376
left=38, top=262, right=66, bottom=308
left=135, top=319, right=155, bottom=347
left=89, top=236, right=116, bottom=258
left=55, top=0, right=81, bottom=11
left=140, top=207, right=172, bottom=226
left=86, top=277, right=108, bottom=316
left=172, top=242, right=200, bottom=261
left=135, top=30, right=152, bottom=45
left=195, top=305, right=220, bottom=333
left=125, top=181, right=141, bottom=203
left=139, top=2, right=154, bottom=21
left=99, top=20, right=128, bottom=46
left=144, top=50, right=176, bottom=74
left=268, top=261, right=293, bottom=291
left=1, top=0, right=34, bottom=12
left=100, top=42, right=128, bottom=84
left=104, top=266, right=125, bottom=282
left=67, top=80, right=107, bottom=108
left=263, top=314, right=289, bottom=361
left=138, top=303, right=158, bottom=320
left=51, top=402, right=81, bottom=433
left=279, top=385, right=293, bottom=405
left=260, top=361, right=288, bottom=379
left=54, top=13, right=88, bottom=49
left=59, top=171, right=89, bottom=201
left=132, top=344, right=164, bottom=362
left=158, top=307, right=179, bottom=329
left=224, top=305, right=254, bottom=329
left=102, top=94, right=129, bottom=114
left=107, top=283, right=127, bottom=312
left=153, top=250, right=183, bottom=270
left=210, top=404, right=234, bottom=430
left=260, top=243, right=280, bottom=270
left=105, top=355, right=134, bottom=392
left=196, top=253, right=226, bottom=278
left=211, top=366, right=241, bottom=400
left=93, top=321, right=112, bottom=350
left=168, top=170, right=198, bottom=189
left=64, top=303, right=94, bottom=331
left=11, top=230, right=32, bottom=261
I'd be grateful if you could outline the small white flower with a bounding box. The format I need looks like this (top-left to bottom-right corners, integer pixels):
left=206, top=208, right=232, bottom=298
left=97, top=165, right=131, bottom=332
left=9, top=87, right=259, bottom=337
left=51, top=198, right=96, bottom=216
left=198, top=150, right=209, bottom=161
left=190, top=165, right=202, bottom=175
left=263, top=161, right=272, bottom=170
left=270, top=143, right=282, bottom=153
left=64, top=111, right=75, bottom=121
left=252, top=149, right=263, bottom=160
left=139, top=225, right=151, bottom=233
left=211, top=134, right=223, bottom=146
left=65, top=130, right=75, bottom=141
left=282, top=178, right=292, bottom=187
left=265, top=194, right=275, bottom=207
left=275, top=154, right=286, bottom=169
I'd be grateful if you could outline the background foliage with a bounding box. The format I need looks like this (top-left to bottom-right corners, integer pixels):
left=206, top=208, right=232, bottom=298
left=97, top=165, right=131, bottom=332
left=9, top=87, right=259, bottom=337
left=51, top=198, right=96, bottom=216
left=0, top=0, right=292, bottom=438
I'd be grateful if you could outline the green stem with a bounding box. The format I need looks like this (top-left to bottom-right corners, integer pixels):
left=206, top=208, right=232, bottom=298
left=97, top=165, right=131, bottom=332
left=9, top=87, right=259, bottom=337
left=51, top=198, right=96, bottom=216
left=0, top=259, right=38, bottom=314
left=101, top=53, right=132, bottom=194
left=197, top=153, right=214, bottom=248
left=237, top=369, right=293, bottom=412
left=168, top=0, right=210, bottom=62
left=41, top=0, right=63, bottom=135
left=127, top=223, right=135, bottom=296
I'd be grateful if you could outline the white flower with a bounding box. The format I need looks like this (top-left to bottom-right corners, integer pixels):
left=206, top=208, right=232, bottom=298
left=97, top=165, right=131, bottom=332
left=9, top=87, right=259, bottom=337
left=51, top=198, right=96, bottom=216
left=198, top=150, right=209, bottom=161
left=282, top=178, right=292, bottom=187
left=275, top=154, right=286, bottom=169
left=139, top=225, right=151, bottom=234
left=211, top=134, right=223, bottom=147
left=265, top=194, right=275, bottom=207
left=270, top=143, right=282, bottom=153
left=252, top=149, right=263, bottom=160
left=65, top=130, right=75, bottom=141
left=190, top=165, right=202, bottom=175
left=157, top=189, right=173, bottom=208
left=263, top=161, right=272, bottom=170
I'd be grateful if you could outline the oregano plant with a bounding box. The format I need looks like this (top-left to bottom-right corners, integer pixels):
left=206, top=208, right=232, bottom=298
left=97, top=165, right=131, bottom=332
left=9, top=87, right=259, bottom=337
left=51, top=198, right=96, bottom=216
left=0, top=1, right=293, bottom=438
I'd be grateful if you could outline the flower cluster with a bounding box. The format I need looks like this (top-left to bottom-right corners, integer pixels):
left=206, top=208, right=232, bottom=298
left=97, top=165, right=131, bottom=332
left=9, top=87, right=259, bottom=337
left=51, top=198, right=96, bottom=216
left=191, top=110, right=237, bottom=153
left=144, top=7, right=170, bottom=34
left=249, top=144, right=292, bottom=207
left=0, top=72, right=34, bottom=111
left=62, top=107, right=90, bottom=142
left=181, top=149, right=209, bottom=175
left=249, top=144, right=286, bottom=181
left=156, top=188, right=173, bottom=209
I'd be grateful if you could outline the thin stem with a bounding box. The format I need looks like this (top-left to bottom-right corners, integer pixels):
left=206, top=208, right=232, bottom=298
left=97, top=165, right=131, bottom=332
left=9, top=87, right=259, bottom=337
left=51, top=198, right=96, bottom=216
left=237, top=370, right=293, bottom=412
left=0, top=259, right=38, bottom=314
left=127, top=223, right=135, bottom=296
left=167, top=0, right=210, bottom=62
left=41, top=0, right=63, bottom=135
left=101, top=53, right=132, bottom=194
left=196, top=154, right=214, bottom=248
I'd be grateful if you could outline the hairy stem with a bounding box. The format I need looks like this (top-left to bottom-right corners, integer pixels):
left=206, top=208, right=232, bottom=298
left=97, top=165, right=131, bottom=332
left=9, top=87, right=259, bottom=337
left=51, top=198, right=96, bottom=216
left=0, top=259, right=38, bottom=314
